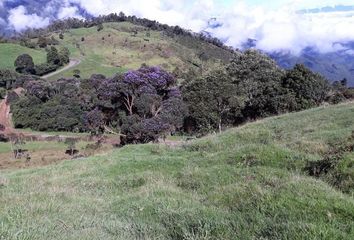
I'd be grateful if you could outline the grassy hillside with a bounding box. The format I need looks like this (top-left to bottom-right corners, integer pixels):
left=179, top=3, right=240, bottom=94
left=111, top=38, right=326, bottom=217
left=0, top=43, right=47, bottom=70
left=1, top=102, right=354, bottom=239
left=48, top=22, right=233, bottom=79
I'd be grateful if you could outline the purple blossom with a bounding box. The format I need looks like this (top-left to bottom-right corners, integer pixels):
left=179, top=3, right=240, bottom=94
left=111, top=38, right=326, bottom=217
left=167, top=87, right=182, bottom=98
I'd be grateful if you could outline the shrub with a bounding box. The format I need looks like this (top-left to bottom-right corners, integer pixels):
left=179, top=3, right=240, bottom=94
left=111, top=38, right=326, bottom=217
left=14, top=54, right=35, bottom=74
left=34, top=63, right=58, bottom=76
left=0, top=88, right=6, bottom=99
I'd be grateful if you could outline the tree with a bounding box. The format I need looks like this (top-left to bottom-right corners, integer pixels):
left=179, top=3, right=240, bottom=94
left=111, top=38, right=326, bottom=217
left=73, top=69, right=81, bottom=78
left=183, top=69, right=244, bottom=133
left=14, top=54, right=35, bottom=74
left=282, top=64, right=330, bottom=110
left=226, top=50, right=286, bottom=118
left=116, top=66, right=185, bottom=143
left=0, top=88, right=6, bottom=99
left=47, top=46, right=60, bottom=65
left=37, top=36, right=48, bottom=48
left=84, top=108, right=105, bottom=136
left=58, top=47, right=70, bottom=65
left=97, top=23, right=104, bottom=31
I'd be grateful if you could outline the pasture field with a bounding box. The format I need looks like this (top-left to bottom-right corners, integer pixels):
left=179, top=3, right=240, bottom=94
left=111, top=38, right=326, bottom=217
left=1, top=102, right=354, bottom=239
left=45, top=22, right=230, bottom=79
left=0, top=43, right=47, bottom=70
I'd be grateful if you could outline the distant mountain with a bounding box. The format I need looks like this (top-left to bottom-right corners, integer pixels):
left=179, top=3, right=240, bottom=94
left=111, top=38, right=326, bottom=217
left=270, top=44, right=354, bottom=86
left=204, top=9, right=354, bottom=86
left=297, top=5, right=354, bottom=14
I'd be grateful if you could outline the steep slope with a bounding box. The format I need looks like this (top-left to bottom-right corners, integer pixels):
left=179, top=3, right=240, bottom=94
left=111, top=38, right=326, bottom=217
left=1, top=102, right=354, bottom=239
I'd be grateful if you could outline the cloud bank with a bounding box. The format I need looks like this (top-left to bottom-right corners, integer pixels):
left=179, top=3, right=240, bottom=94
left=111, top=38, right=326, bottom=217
left=7, top=5, right=50, bottom=31
left=1, top=0, right=354, bottom=54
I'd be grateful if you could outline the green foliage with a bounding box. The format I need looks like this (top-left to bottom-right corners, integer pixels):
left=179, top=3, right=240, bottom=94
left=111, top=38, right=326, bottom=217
left=37, top=36, right=48, bottom=48
left=0, top=69, right=19, bottom=89
left=46, top=46, right=60, bottom=65
left=0, top=88, right=6, bottom=99
left=14, top=54, right=35, bottom=74
left=13, top=94, right=84, bottom=131
left=34, top=63, right=58, bottom=76
left=73, top=69, right=81, bottom=78
left=183, top=50, right=333, bottom=134
left=97, top=23, right=104, bottom=32
left=58, top=47, right=70, bottom=65
left=19, top=38, right=37, bottom=49
left=183, top=68, right=244, bottom=133
left=283, top=64, right=330, bottom=110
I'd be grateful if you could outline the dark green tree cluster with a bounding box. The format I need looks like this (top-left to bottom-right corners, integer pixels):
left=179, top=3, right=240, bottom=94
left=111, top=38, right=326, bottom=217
left=0, top=69, right=37, bottom=91
left=183, top=50, right=335, bottom=133
left=12, top=79, right=84, bottom=131
left=14, top=54, right=35, bottom=74
left=14, top=46, right=70, bottom=76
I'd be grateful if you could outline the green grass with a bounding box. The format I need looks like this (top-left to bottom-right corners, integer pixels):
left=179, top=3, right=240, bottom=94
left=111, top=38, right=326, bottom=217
left=0, top=43, right=46, bottom=70
left=0, top=141, right=92, bottom=154
left=0, top=22, right=233, bottom=79
left=46, top=22, right=230, bottom=79
left=1, top=102, right=354, bottom=239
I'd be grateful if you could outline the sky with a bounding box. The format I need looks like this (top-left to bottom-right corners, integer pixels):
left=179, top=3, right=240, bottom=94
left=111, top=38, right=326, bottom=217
left=0, top=0, right=354, bottom=54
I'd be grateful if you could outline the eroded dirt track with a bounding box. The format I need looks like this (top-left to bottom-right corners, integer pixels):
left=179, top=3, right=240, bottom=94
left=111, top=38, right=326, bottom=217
left=0, top=98, right=15, bottom=134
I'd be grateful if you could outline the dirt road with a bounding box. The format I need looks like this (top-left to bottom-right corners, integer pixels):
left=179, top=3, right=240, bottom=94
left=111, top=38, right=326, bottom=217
left=0, top=98, right=15, bottom=134
left=42, top=59, right=81, bottom=79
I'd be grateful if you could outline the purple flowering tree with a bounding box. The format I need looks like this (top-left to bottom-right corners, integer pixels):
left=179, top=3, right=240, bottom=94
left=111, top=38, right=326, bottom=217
left=117, top=66, right=185, bottom=143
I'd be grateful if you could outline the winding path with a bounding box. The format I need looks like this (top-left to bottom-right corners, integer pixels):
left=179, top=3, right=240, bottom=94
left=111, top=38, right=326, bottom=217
left=42, top=59, right=81, bottom=79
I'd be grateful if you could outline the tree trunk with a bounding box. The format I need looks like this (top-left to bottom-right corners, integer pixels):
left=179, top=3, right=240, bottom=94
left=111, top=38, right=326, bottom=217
left=218, top=117, right=222, bottom=134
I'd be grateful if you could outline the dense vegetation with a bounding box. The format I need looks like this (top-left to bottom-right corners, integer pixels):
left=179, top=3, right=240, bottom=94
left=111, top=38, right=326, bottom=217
left=11, top=49, right=353, bottom=142
left=1, top=102, right=354, bottom=239
left=14, top=45, right=70, bottom=76
left=183, top=50, right=348, bottom=133
left=12, top=66, right=186, bottom=143
left=0, top=12, right=354, bottom=240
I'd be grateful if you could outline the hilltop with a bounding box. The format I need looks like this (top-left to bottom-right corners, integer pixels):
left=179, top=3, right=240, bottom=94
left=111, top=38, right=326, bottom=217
left=1, top=102, right=354, bottom=239
left=0, top=21, right=234, bottom=79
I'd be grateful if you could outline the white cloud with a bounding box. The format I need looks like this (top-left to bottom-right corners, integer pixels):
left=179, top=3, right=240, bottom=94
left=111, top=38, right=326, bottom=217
left=8, top=6, right=50, bottom=31
left=193, top=1, right=354, bottom=54
left=2, top=0, right=354, bottom=54
left=68, top=0, right=213, bottom=31
left=66, top=0, right=354, bottom=54
left=57, top=6, right=82, bottom=19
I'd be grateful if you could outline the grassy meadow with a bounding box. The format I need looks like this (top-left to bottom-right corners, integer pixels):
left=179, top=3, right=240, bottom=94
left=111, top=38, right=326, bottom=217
left=1, top=102, right=354, bottom=239
left=0, top=43, right=47, bottom=70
